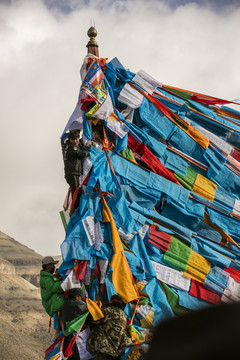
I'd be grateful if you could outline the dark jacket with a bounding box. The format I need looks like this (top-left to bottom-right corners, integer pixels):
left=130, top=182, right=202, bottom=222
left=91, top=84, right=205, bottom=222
left=62, top=299, right=88, bottom=331
left=40, top=270, right=65, bottom=316
left=87, top=304, right=132, bottom=357
left=61, top=139, right=88, bottom=176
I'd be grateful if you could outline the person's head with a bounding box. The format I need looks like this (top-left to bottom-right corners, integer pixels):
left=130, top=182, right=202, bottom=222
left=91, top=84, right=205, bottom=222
left=41, top=256, right=59, bottom=274
left=68, top=130, right=80, bottom=146
left=67, top=288, right=83, bottom=301
left=109, top=294, right=125, bottom=310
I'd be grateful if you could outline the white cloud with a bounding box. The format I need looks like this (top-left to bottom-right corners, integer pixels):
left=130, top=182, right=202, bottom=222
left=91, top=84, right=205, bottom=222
left=0, top=0, right=240, bottom=255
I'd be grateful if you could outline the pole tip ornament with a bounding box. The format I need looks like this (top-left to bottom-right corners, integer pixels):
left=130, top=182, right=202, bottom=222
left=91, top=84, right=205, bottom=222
left=87, top=26, right=98, bottom=47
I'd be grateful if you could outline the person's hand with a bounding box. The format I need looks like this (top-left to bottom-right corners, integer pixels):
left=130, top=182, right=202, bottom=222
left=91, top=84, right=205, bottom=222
left=86, top=141, right=92, bottom=147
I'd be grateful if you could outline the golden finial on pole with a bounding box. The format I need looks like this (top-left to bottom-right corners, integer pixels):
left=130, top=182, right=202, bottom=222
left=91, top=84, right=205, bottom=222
left=87, top=26, right=98, bottom=47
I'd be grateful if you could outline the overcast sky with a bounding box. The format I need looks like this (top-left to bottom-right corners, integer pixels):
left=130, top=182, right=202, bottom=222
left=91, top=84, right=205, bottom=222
left=0, top=0, right=240, bottom=256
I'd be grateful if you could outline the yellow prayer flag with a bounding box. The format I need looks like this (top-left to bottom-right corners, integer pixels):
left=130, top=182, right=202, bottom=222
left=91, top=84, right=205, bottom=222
left=184, top=251, right=211, bottom=283
left=102, top=202, right=123, bottom=253
left=192, top=173, right=217, bottom=202
left=140, top=310, right=154, bottom=329
left=187, top=126, right=210, bottom=149
left=102, top=200, right=139, bottom=303
left=110, top=252, right=139, bottom=303
left=86, top=298, right=104, bottom=321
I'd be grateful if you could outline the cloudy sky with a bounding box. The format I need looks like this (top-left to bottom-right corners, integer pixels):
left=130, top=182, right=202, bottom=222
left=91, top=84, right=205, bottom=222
left=0, top=0, right=240, bottom=256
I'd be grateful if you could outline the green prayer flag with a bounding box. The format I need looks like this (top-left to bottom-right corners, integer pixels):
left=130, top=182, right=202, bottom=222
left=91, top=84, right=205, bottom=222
left=163, top=236, right=191, bottom=272
left=159, top=280, right=189, bottom=316
left=64, top=311, right=89, bottom=336
left=174, top=167, right=198, bottom=191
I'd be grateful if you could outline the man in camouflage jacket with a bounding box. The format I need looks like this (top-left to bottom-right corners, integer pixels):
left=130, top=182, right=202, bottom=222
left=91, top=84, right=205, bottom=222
left=87, top=295, right=132, bottom=359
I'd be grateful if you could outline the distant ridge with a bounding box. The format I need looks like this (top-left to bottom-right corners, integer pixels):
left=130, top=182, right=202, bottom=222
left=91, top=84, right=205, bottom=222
left=0, top=231, right=43, bottom=265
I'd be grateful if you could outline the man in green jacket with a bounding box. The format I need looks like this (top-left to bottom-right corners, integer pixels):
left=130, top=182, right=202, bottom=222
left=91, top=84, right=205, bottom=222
left=40, top=256, right=65, bottom=317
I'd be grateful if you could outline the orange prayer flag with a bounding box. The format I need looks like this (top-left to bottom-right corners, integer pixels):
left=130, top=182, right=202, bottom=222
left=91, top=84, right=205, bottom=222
left=102, top=200, right=139, bottom=303
left=86, top=298, right=104, bottom=320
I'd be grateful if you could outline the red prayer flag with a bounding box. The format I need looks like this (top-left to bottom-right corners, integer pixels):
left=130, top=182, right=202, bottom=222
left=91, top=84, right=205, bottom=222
left=75, top=260, right=87, bottom=281
left=148, top=225, right=171, bottom=252
left=189, top=279, right=221, bottom=304
left=128, top=134, right=177, bottom=183
left=224, top=267, right=240, bottom=283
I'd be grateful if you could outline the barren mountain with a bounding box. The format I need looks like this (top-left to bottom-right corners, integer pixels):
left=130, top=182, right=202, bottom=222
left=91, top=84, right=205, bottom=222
left=0, top=231, right=59, bottom=360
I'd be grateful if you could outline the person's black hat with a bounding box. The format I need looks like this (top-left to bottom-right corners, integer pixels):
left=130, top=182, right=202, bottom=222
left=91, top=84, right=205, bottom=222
left=68, top=287, right=83, bottom=299
left=68, top=130, right=80, bottom=139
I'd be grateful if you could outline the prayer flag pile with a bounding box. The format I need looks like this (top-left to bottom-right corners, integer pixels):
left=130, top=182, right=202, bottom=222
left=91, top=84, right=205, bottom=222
left=57, top=54, right=240, bottom=358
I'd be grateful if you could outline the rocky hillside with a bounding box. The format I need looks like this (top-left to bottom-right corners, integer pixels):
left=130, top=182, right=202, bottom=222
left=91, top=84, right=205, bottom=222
left=0, top=231, right=59, bottom=360
left=0, top=231, right=44, bottom=286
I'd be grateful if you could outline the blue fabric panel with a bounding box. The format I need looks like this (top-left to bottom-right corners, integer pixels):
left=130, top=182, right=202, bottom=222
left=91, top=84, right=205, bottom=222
left=188, top=101, right=240, bottom=132
left=129, top=233, right=156, bottom=278
left=153, top=95, right=182, bottom=114
left=161, top=203, right=222, bottom=243
left=66, top=194, right=89, bottom=236
left=105, top=269, right=117, bottom=301
left=213, top=185, right=235, bottom=213
left=144, top=242, right=165, bottom=264
left=83, top=112, right=92, bottom=141
left=188, top=100, right=218, bottom=120
left=143, top=277, right=174, bottom=326
left=124, top=251, right=146, bottom=280
left=87, top=147, right=120, bottom=192
left=191, top=238, right=231, bottom=268
left=136, top=97, right=178, bottom=140
left=188, top=108, right=230, bottom=140
left=146, top=133, right=167, bottom=158
left=169, top=127, right=206, bottom=164
left=160, top=148, right=188, bottom=176
left=203, top=144, right=226, bottom=179
left=204, top=266, right=230, bottom=296
left=129, top=202, right=193, bottom=240
left=170, top=196, right=205, bottom=219
left=115, top=133, right=128, bottom=153
left=106, top=189, right=137, bottom=234
left=57, top=259, right=75, bottom=279
left=128, top=206, right=152, bottom=229
left=208, top=208, right=240, bottom=245
left=121, top=184, right=158, bottom=210
left=108, top=150, right=191, bottom=208
left=93, top=242, right=113, bottom=262
left=210, top=164, right=240, bottom=198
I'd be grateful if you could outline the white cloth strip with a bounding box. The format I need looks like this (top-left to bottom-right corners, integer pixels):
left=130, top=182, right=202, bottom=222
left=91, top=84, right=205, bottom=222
left=99, top=259, right=109, bottom=284
left=118, top=82, right=144, bottom=109
left=82, top=215, right=95, bottom=246
left=221, top=276, right=240, bottom=303
left=133, top=69, right=162, bottom=94
left=151, top=260, right=191, bottom=292
left=106, top=116, right=128, bottom=139
left=61, top=269, right=81, bottom=291
left=193, top=125, right=233, bottom=155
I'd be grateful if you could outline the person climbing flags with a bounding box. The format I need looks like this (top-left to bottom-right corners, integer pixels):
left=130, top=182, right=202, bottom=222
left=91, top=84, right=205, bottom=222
left=61, top=130, right=93, bottom=196
left=40, top=256, right=65, bottom=317
left=87, top=295, right=132, bottom=360
left=62, top=288, right=93, bottom=360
